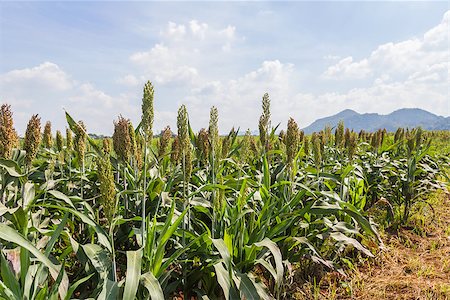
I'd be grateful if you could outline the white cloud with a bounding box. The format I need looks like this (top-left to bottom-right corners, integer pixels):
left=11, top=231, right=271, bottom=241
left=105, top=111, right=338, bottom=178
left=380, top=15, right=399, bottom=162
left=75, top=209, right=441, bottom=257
left=178, top=60, right=296, bottom=132
left=323, top=11, right=449, bottom=81
left=322, top=57, right=371, bottom=79
left=189, top=20, right=208, bottom=39
left=128, top=20, right=242, bottom=85
left=323, top=54, right=341, bottom=60
left=130, top=43, right=199, bottom=84
left=117, top=74, right=141, bottom=87
left=1, top=62, right=139, bottom=135
left=165, top=21, right=186, bottom=39
left=0, top=62, right=73, bottom=91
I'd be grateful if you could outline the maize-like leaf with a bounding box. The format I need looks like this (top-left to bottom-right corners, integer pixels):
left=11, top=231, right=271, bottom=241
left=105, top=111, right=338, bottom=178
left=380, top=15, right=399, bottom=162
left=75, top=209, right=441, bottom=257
left=123, top=249, right=142, bottom=300
left=254, top=238, right=283, bottom=288
left=330, top=232, right=374, bottom=257
left=141, top=272, right=164, bottom=300
left=0, top=224, right=68, bottom=299
left=82, top=244, right=111, bottom=276
left=0, top=159, right=24, bottom=177
left=1, top=251, right=21, bottom=299
left=214, top=262, right=232, bottom=300
left=97, top=278, right=118, bottom=300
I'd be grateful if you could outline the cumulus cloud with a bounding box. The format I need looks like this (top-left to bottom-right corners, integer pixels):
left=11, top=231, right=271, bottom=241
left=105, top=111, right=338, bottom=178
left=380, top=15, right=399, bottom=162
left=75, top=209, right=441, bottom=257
left=117, top=74, right=141, bottom=87
left=0, top=62, right=73, bottom=91
left=1, top=62, right=139, bottom=135
left=322, top=57, right=371, bottom=79
left=322, top=11, right=449, bottom=81
left=127, top=20, right=241, bottom=85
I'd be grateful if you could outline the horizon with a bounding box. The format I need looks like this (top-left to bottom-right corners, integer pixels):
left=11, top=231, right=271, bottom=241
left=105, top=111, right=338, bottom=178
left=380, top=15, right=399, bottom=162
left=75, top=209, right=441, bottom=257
left=1, top=2, right=449, bottom=135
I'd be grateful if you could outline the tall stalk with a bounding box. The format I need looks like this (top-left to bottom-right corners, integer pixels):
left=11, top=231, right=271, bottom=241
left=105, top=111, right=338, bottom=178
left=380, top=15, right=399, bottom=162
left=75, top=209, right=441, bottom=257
left=177, top=104, right=190, bottom=293
left=142, top=137, right=148, bottom=247
left=209, top=107, right=219, bottom=238
left=141, top=81, right=154, bottom=247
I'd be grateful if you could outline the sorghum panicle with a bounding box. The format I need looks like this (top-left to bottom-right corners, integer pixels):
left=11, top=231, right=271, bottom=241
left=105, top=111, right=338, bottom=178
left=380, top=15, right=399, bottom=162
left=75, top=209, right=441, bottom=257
left=56, top=130, right=63, bottom=151
left=286, top=118, right=300, bottom=166
left=208, top=106, right=221, bottom=158
left=66, top=128, right=73, bottom=151
left=344, top=128, right=351, bottom=149
left=177, top=105, right=189, bottom=151
left=298, top=130, right=305, bottom=145
left=96, top=155, right=117, bottom=225
left=135, top=134, right=144, bottom=170
left=74, top=121, right=87, bottom=162
left=158, top=126, right=172, bottom=158
left=312, top=132, right=322, bottom=167
left=348, top=132, right=358, bottom=161
left=335, top=120, right=345, bottom=148
left=43, top=121, right=53, bottom=149
left=259, top=93, right=271, bottom=152
left=303, top=136, right=310, bottom=155
left=279, top=130, right=286, bottom=145
left=142, top=81, right=154, bottom=140
left=113, top=115, right=131, bottom=162
left=221, top=127, right=235, bottom=158
left=177, top=105, right=192, bottom=181
left=196, top=128, right=209, bottom=163
left=24, top=114, right=41, bottom=166
left=0, top=104, right=18, bottom=158
left=415, top=127, right=423, bottom=148
left=323, top=125, right=332, bottom=146
left=103, top=138, right=112, bottom=155
left=240, top=129, right=252, bottom=163
left=129, top=122, right=137, bottom=160
left=171, top=136, right=181, bottom=164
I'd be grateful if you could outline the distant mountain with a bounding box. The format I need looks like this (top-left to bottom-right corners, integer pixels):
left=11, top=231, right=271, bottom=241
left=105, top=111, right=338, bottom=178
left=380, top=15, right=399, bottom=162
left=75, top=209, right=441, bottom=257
left=303, top=108, right=450, bottom=133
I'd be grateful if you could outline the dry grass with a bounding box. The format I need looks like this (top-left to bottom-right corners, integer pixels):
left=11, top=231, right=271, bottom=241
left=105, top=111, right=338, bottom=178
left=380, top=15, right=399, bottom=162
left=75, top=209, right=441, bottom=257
left=287, top=190, right=450, bottom=300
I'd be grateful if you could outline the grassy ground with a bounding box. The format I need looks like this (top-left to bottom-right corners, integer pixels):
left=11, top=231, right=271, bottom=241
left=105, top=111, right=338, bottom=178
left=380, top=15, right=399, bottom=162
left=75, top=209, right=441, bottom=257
left=287, top=189, right=450, bottom=300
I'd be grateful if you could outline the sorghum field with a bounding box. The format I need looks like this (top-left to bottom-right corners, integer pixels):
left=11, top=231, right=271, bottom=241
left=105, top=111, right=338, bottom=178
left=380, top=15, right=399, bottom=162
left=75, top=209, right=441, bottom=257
left=0, top=82, right=449, bottom=299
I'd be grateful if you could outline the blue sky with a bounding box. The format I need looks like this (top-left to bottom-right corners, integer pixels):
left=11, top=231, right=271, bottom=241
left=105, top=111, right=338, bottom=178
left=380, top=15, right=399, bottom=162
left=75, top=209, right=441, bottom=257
left=0, top=1, right=449, bottom=135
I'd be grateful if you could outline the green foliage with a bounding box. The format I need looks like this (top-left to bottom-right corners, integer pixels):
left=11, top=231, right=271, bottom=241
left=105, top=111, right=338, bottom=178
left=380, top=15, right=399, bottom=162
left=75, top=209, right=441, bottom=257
left=0, top=92, right=447, bottom=299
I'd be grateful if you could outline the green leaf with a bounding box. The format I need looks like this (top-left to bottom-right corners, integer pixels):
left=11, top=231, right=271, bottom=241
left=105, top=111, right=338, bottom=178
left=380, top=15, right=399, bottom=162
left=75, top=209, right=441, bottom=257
left=123, top=249, right=142, bottom=300
left=214, top=262, right=232, bottom=300
left=141, top=272, right=164, bottom=300
left=211, top=238, right=231, bottom=270
left=233, top=272, right=260, bottom=300
left=330, top=232, right=374, bottom=257
left=22, top=182, right=35, bottom=212
left=82, top=244, right=111, bottom=276
left=1, top=251, right=21, bottom=299
left=45, top=213, right=69, bottom=256
left=64, top=273, right=94, bottom=300
left=0, top=279, right=19, bottom=300
left=42, top=204, right=112, bottom=252
left=254, top=238, right=283, bottom=288
left=262, top=155, right=270, bottom=190
left=0, top=159, right=24, bottom=177
left=0, top=224, right=68, bottom=299
left=65, top=111, right=103, bottom=156
left=47, top=190, right=75, bottom=209
left=157, top=233, right=206, bottom=278
left=152, top=206, right=187, bottom=276
left=97, top=279, right=118, bottom=300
